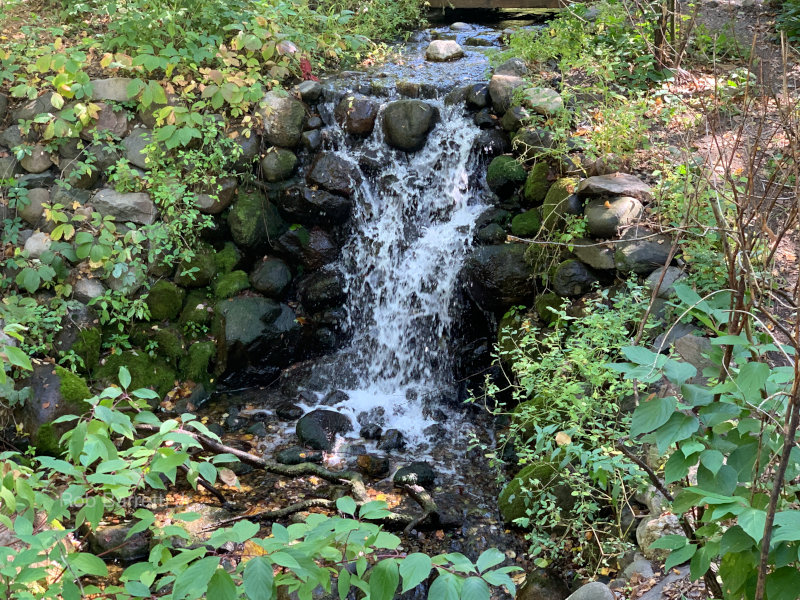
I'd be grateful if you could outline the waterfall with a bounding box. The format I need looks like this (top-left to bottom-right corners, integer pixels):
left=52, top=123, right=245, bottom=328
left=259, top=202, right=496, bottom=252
left=310, top=98, right=487, bottom=445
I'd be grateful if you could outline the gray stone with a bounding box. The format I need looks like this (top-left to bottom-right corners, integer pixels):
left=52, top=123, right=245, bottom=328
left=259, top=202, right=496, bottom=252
left=393, top=461, right=436, bottom=489
left=614, top=226, right=672, bottom=274
left=295, top=80, right=322, bottom=103
left=382, top=100, right=439, bottom=152
left=11, top=92, right=54, bottom=123
left=89, top=523, right=150, bottom=561
left=90, top=78, right=136, bottom=102
left=636, top=565, right=690, bottom=600
left=20, top=188, right=48, bottom=226
left=296, top=409, right=353, bottom=451
left=584, top=196, right=643, bottom=238
left=495, top=57, right=529, bottom=77
left=20, top=146, right=53, bottom=173
left=227, top=190, right=286, bottom=250
left=450, top=22, right=472, bottom=31
left=334, top=94, right=379, bottom=136
left=489, top=74, right=525, bottom=114
left=501, top=106, right=530, bottom=132
left=250, top=257, right=292, bottom=297
left=73, top=278, right=106, bottom=304
left=645, top=266, right=685, bottom=299
left=122, top=128, right=153, bottom=169
left=522, top=87, right=564, bottom=116
left=104, top=263, right=145, bottom=294
left=465, top=243, right=534, bottom=310
left=24, top=232, right=51, bottom=259
left=553, top=259, right=599, bottom=297
left=623, top=556, right=655, bottom=580
left=674, top=334, right=716, bottom=378
left=636, top=512, right=682, bottom=560
left=302, top=129, right=321, bottom=151
left=565, top=582, right=614, bottom=600
left=80, top=103, right=131, bottom=140
left=357, top=455, right=390, bottom=478
left=0, top=156, right=21, bottom=178
left=466, top=83, right=490, bottom=108
left=258, top=90, right=306, bottom=148
left=86, top=141, right=121, bottom=171
left=195, top=177, right=237, bottom=215
left=0, top=94, right=7, bottom=122
left=260, top=147, right=297, bottom=182
left=378, top=429, right=406, bottom=451
left=577, top=173, right=652, bottom=201
left=91, top=189, right=156, bottom=225
left=425, top=40, right=464, bottom=61
left=571, top=238, right=615, bottom=270
left=307, top=152, right=358, bottom=196
left=465, top=36, right=494, bottom=46
left=232, top=129, right=260, bottom=169
left=0, top=125, right=24, bottom=149
left=652, top=322, right=696, bottom=353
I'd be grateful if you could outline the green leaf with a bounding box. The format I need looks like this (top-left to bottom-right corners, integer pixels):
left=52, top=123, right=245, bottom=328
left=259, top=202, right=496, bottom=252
left=631, top=395, right=676, bottom=437
left=482, top=569, right=516, bottom=595
left=207, top=569, right=237, bottom=600
left=655, top=412, right=698, bottom=453
left=118, top=366, right=131, bottom=390
left=735, top=362, right=769, bottom=402
left=336, top=496, right=357, bottom=516
left=337, top=568, right=351, bottom=600
left=738, top=508, right=767, bottom=544
left=476, top=548, right=504, bottom=573
left=172, top=556, right=219, bottom=599
left=663, top=359, right=696, bottom=385
left=699, top=449, right=724, bottom=475
left=766, top=566, right=800, bottom=600
left=648, top=535, right=689, bottom=550
left=68, top=553, right=108, bottom=577
left=369, top=559, right=398, bottom=600
left=399, top=553, right=432, bottom=593
left=3, top=346, right=32, bottom=371
left=773, top=511, right=800, bottom=543
left=461, top=577, right=490, bottom=600
left=664, top=449, right=696, bottom=483
left=243, top=556, right=274, bottom=600
left=689, top=543, right=716, bottom=581
left=681, top=383, right=713, bottom=406
left=428, top=572, right=460, bottom=600
left=665, top=543, right=696, bottom=571
left=720, top=525, right=755, bottom=554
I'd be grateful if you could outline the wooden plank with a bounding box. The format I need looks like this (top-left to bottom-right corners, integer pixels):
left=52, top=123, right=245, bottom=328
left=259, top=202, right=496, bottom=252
left=427, top=0, right=561, bottom=8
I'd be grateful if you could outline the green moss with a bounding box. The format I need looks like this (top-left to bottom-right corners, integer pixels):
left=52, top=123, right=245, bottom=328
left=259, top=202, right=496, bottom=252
left=213, top=242, right=242, bottom=275
left=487, top=156, right=527, bottom=197
left=510, top=209, right=542, bottom=237
left=174, top=248, right=218, bottom=288
left=146, top=280, right=186, bottom=321
left=181, top=341, right=216, bottom=385
left=179, top=289, right=214, bottom=339
left=535, top=292, right=563, bottom=326
left=55, top=366, right=91, bottom=406
left=541, top=177, right=578, bottom=230
left=523, top=162, right=550, bottom=206
left=94, top=351, right=176, bottom=398
left=214, top=270, right=250, bottom=299
left=72, top=326, right=101, bottom=372
left=154, top=327, right=185, bottom=364
left=498, top=461, right=559, bottom=523
left=35, top=423, right=60, bottom=455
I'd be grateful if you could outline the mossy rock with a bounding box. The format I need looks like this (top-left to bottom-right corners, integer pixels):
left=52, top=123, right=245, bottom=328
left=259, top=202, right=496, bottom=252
left=498, top=461, right=567, bottom=523
left=146, top=280, right=186, bottom=321
left=181, top=341, right=216, bottom=385
left=56, top=365, right=91, bottom=405
left=541, top=177, right=580, bottom=230
left=174, top=249, right=217, bottom=288
left=523, top=162, right=551, bottom=206
left=179, top=289, right=214, bottom=339
left=535, top=292, right=563, bottom=326
left=213, top=242, right=242, bottom=275
left=487, top=156, right=526, bottom=197
left=94, top=350, right=176, bottom=398
left=72, top=325, right=102, bottom=372
left=154, top=327, right=185, bottom=365
left=510, top=397, right=549, bottom=441
left=214, top=270, right=250, bottom=299
left=227, top=190, right=286, bottom=249
left=510, top=209, right=542, bottom=237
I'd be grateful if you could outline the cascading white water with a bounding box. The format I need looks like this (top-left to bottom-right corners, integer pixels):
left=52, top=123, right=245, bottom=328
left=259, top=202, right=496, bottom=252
left=308, top=99, right=487, bottom=445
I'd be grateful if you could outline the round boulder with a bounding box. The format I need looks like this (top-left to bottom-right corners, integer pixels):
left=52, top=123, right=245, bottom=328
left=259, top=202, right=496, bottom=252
left=584, top=196, right=643, bottom=239
left=250, top=257, right=292, bottom=298
left=382, top=100, right=440, bottom=152
left=260, top=148, right=298, bottom=182
left=486, top=155, right=526, bottom=197
left=334, top=94, right=379, bottom=136
left=425, top=40, right=465, bottom=61
left=465, top=243, right=535, bottom=310
left=296, top=409, right=353, bottom=451
left=257, top=90, right=306, bottom=148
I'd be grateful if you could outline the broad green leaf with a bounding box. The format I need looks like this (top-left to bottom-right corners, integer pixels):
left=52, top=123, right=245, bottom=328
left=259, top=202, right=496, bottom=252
left=655, top=412, right=698, bottom=453
left=3, top=346, right=32, bottom=371
left=735, top=362, right=769, bottom=402
left=482, top=570, right=516, bottom=595
left=631, top=395, right=676, bottom=437
left=427, top=572, right=460, bottom=600
left=336, top=496, right=357, bottom=516
left=399, top=553, right=432, bottom=593
left=681, top=383, right=713, bottom=406
left=665, top=543, right=696, bottom=571
left=207, top=569, right=236, bottom=600
left=664, top=449, right=696, bottom=483
left=738, top=508, right=767, bottom=544
left=461, top=577, right=490, bottom=600
left=118, top=366, right=131, bottom=390
left=689, top=543, right=716, bottom=581
left=699, top=449, right=724, bottom=475
left=773, top=511, right=800, bottom=543
left=369, top=559, right=398, bottom=600
left=766, top=567, right=800, bottom=600
left=648, top=535, right=689, bottom=550
left=243, top=556, right=274, bottom=600
left=68, top=553, right=108, bottom=577
left=476, top=548, right=505, bottom=573
left=171, top=556, right=219, bottom=599
left=337, top=568, right=351, bottom=600
left=663, top=359, right=696, bottom=385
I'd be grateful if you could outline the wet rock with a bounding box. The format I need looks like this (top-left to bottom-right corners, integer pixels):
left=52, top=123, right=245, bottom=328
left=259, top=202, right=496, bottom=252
left=307, top=152, right=358, bottom=197
left=302, top=129, right=322, bottom=151
left=378, top=429, right=406, bottom=452
left=80, top=102, right=131, bottom=140
left=465, top=243, right=534, bottom=310
left=565, top=582, right=614, bottom=600
left=278, top=185, right=353, bottom=225
left=296, top=409, right=353, bottom=451
left=334, top=94, right=379, bottom=136
left=72, top=277, right=106, bottom=304
left=276, top=446, right=323, bottom=465
left=473, top=129, right=511, bottom=158
left=91, top=189, right=156, bottom=225
left=465, top=36, right=494, bottom=46
left=321, top=390, right=348, bottom=406
left=522, top=87, right=564, bottom=116
left=496, top=58, right=528, bottom=77
left=450, top=22, right=472, bottom=31
left=89, top=523, right=150, bottom=561
left=489, top=74, right=525, bottom=114
left=146, top=280, right=186, bottom=321
left=577, top=173, right=652, bottom=201
left=473, top=108, right=498, bottom=129
left=636, top=512, right=682, bottom=560
left=297, top=269, right=346, bottom=312
left=584, top=196, right=643, bottom=239
left=541, top=178, right=581, bottom=230
left=393, top=462, right=436, bottom=489
left=645, top=266, right=685, bottom=299
left=476, top=222, right=507, bottom=244
left=122, top=127, right=152, bottom=169
left=571, top=238, right=616, bottom=270
left=466, top=83, right=490, bottom=108
left=357, top=455, right=390, bottom=478
left=260, top=147, right=297, bottom=182
left=425, top=40, right=464, bottom=61
left=295, top=80, right=322, bottom=103
left=232, top=129, right=261, bottom=169
left=614, top=226, right=672, bottom=274
left=360, top=424, right=383, bottom=439
left=553, top=259, right=599, bottom=297
left=276, top=402, right=304, bottom=420
left=227, top=190, right=286, bottom=250
left=511, top=209, right=542, bottom=237
left=24, top=232, right=51, bottom=259
left=383, top=100, right=440, bottom=152
left=258, top=90, right=306, bottom=148
left=486, top=155, right=526, bottom=197
left=250, top=257, right=292, bottom=298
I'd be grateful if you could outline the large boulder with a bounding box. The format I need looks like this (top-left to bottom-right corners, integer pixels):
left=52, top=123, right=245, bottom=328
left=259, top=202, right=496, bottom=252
left=552, top=259, right=599, bottom=297
left=80, top=103, right=132, bottom=140
left=277, top=185, right=353, bottom=225
left=260, top=148, right=297, bottom=182
left=382, top=100, right=440, bottom=152
left=297, top=269, right=346, bottom=311
left=146, top=280, right=186, bottom=321
left=584, top=196, right=643, bottom=239
left=486, top=155, right=526, bottom=197
left=122, top=127, right=152, bottom=169
left=257, top=90, right=306, bottom=148
left=425, top=40, right=465, bottom=61
left=614, top=226, right=673, bottom=274
left=465, top=243, right=535, bottom=310
left=334, top=94, right=379, bottom=136
left=91, top=189, right=157, bottom=225
left=636, top=512, right=682, bottom=560
left=307, top=153, right=358, bottom=197
left=489, top=74, right=525, bottom=114
left=227, top=190, right=286, bottom=250
left=521, top=87, right=564, bottom=116
left=89, top=523, right=150, bottom=561
left=20, top=145, right=53, bottom=173
left=89, top=78, right=136, bottom=102
left=250, top=257, right=292, bottom=298
left=577, top=173, right=652, bottom=201
left=274, top=226, right=339, bottom=271
left=296, top=409, right=353, bottom=451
